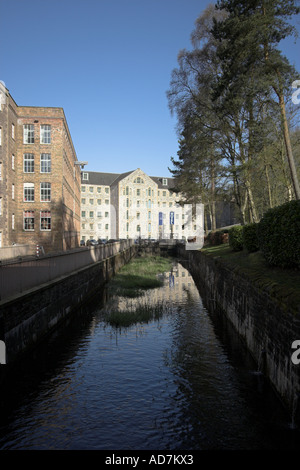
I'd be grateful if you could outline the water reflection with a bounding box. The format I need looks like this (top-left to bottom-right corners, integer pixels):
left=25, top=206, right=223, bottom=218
left=0, top=260, right=299, bottom=450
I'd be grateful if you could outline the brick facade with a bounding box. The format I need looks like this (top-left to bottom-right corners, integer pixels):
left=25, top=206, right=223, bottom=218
left=0, top=84, right=80, bottom=252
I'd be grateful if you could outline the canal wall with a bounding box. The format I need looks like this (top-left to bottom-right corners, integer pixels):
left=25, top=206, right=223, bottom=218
left=178, top=247, right=300, bottom=419
left=0, top=243, right=137, bottom=365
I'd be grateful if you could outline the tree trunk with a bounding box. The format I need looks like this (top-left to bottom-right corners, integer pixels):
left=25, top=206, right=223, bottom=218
left=274, top=73, right=300, bottom=200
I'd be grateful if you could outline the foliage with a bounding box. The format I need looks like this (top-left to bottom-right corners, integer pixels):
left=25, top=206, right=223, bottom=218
left=206, top=229, right=229, bottom=245
left=229, top=225, right=244, bottom=251
left=108, top=256, right=172, bottom=297
left=167, top=1, right=300, bottom=228
left=242, top=223, right=259, bottom=253
left=257, top=200, right=300, bottom=268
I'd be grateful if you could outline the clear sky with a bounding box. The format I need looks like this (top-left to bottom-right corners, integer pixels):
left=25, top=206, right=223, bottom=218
left=1, top=0, right=299, bottom=177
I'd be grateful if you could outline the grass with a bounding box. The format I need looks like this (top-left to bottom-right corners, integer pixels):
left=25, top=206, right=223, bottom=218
left=104, top=255, right=173, bottom=328
left=106, top=300, right=170, bottom=328
left=108, top=255, right=172, bottom=298
left=201, top=243, right=300, bottom=315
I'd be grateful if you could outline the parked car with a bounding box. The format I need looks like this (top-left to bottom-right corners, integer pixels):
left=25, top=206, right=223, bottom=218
left=97, top=239, right=107, bottom=245
left=80, top=240, right=85, bottom=246
left=86, top=239, right=98, bottom=246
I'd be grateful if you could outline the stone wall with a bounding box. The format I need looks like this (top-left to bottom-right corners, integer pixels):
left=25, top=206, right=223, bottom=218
left=179, top=248, right=300, bottom=418
left=0, top=244, right=137, bottom=365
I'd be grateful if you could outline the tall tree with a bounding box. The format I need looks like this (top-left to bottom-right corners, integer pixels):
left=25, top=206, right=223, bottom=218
left=212, top=0, right=300, bottom=199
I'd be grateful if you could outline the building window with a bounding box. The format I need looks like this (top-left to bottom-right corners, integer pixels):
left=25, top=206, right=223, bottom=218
left=89, top=199, right=94, bottom=205
left=12, top=214, right=15, bottom=230
left=148, top=223, right=151, bottom=232
left=12, top=184, right=15, bottom=200
left=105, top=224, right=109, bottom=230
left=105, top=187, right=109, bottom=193
left=134, top=177, right=144, bottom=184
left=148, top=211, right=151, bottom=219
left=0, top=162, right=2, bottom=179
left=97, top=211, right=102, bottom=218
left=12, top=123, right=15, bottom=139
left=0, top=197, right=2, bottom=215
left=81, top=211, right=86, bottom=218
left=40, top=153, right=51, bottom=173
left=126, top=223, right=129, bottom=232
left=23, top=124, right=34, bottom=144
left=163, top=191, right=166, bottom=197
left=105, top=199, right=109, bottom=205
left=163, top=178, right=167, bottom=186
left=81, top=186, right=86, bottom=192
left=89, top=187, right=94, bottom=192
left=137, top=225, right=140, bottom=232
left=24, top=211, right=35, bottom=230
left=137, top=189, right=140, bottom=196
left=148, top=200, right=151, bottom=208
left=137, top=212, right=140, bottom=220
left=40, top=125, right=51, bottom=144
left=97, top=187, right=101, bottom=193
left=40, top=182, right=51, bottom=201
left=24, top=183, right=34, bottom=202
left=97, top=199, right=101, bottom=205
left=82, top=172, right=89, bottom=180
left=105, top=212, right=109, bottom=217
left=0, top=127, right=2, bottom=145
left=89, top=211, right=94, bottom=218
left=41, top=211, right=51, bottom=230
left=24, top=153, right=34, bottom=173
left=81, top=198, right=86, bottom=204
left=12, top=154, right=15, bottom=170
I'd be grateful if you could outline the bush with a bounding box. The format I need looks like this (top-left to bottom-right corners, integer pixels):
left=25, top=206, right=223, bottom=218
left=229, top=225, right=244, bottom=251
left=242, top=223, right=259, bottom=253
left=206, top=229, right=229, bottom=245
left=257, top=200, right=300, bottom=268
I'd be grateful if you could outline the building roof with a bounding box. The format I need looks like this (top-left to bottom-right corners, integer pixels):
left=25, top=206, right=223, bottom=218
left=81, top=169, right=175, bottom=190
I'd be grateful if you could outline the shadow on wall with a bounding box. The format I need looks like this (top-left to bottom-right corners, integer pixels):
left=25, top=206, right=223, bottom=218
left=31, top=198, right=80, bottom=254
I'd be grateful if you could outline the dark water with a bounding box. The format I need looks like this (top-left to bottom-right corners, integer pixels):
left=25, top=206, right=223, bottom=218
left=0, top=260, right=299, bottom=450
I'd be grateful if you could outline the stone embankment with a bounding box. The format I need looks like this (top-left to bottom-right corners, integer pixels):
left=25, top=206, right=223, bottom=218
left=178, top=246, right=300, bottom=421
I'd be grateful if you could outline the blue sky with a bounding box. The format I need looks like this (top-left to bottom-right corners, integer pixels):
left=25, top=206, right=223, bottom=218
left=1, top=0, right=299, bottom=177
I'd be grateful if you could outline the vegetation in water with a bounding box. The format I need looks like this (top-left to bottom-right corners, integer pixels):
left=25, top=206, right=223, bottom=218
left=107, top=255, right=172, bottom=298
left=104, top=255, right=173, bottom=328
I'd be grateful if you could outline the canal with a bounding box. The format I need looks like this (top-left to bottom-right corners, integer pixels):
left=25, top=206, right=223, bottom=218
left=0, top=258, right=299, bottom=450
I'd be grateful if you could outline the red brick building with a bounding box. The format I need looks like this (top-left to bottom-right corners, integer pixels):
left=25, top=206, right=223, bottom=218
left=0, top=84, right=81, bottom=252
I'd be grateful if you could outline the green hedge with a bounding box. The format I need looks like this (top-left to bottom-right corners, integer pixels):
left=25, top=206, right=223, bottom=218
left=257, top=200, right=300, bottom=268
left=206, top=229, right=229, bottom=246
left=242, top=223, right=259, bottom=253
left=229, top=225, right=244, bottom=251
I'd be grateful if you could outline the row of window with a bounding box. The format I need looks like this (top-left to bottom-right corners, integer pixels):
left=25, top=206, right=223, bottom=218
left=82, top=211, right=109, bottom=218
left=23, top=153, right=51, bottom=173
left=82, top=223, right=109, bottom=230
left=23, top=183, right=51, bottom=202
left=23, top=210, right=51, bottom=230
left=0, top=125, right=52, bottom=145
left=123, top=188, right=171, bottom=197
left=81, top=186, right=109, bottom=194
left=81, top=198, right=109, bottom=205
left=23, top=124, right=51, bottom=144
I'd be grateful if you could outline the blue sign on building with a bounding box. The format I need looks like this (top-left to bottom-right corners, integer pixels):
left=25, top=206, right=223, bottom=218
left=159, top=212, right=163, bottom=226
left=170, top=211, right=174, bottom=225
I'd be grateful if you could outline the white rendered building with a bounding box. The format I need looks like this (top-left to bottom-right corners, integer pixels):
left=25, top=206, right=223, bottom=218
left=80, top=168, right=200, bottom=242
